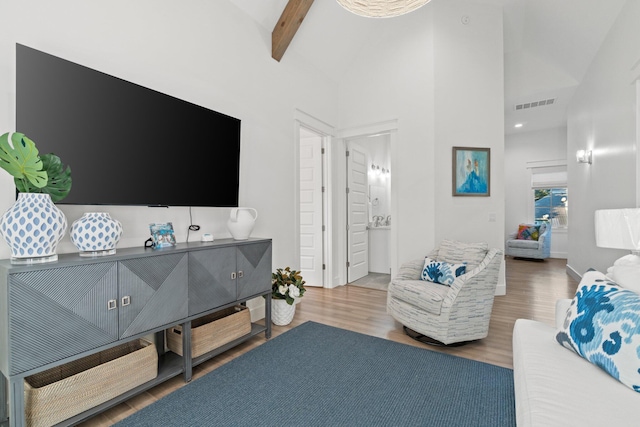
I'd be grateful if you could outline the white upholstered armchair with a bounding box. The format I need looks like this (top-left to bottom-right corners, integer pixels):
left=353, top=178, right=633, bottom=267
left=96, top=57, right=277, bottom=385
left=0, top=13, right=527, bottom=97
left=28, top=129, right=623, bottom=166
left=505, top=222, right=551, bottom=260
left=387, top=240, right=503, bottom=346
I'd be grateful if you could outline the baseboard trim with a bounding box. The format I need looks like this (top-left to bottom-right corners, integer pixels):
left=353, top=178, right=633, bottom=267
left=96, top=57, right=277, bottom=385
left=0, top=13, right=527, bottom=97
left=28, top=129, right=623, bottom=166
left=565, top=264, right=581, bottom=283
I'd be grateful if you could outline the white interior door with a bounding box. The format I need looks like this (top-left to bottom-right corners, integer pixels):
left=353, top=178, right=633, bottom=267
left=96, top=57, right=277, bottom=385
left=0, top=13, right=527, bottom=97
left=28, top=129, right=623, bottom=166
left=299, top=127, right=324, bottom=287
left=347, top=143, right=369, bottom=282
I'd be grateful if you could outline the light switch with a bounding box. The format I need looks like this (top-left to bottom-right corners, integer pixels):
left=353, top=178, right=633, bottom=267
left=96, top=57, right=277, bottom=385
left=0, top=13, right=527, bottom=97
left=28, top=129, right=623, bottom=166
left=488, top=212, right=496, bottom=222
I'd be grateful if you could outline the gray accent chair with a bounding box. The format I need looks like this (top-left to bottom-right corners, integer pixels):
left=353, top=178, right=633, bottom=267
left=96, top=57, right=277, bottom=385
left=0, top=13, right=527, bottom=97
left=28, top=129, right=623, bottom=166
left=387, top=240, right=503, bottom=346
left=505, top=222, right=551, bottom=260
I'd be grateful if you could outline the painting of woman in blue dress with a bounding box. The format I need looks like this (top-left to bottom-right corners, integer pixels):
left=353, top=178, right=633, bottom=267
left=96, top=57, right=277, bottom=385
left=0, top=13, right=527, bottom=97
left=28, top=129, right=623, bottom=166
left=453, top=147, right=490, bottom=196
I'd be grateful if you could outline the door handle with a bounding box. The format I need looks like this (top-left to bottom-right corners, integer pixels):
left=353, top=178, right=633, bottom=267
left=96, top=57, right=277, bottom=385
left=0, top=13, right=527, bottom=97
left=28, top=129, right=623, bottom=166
left=107, top=299, right=117, bottom=310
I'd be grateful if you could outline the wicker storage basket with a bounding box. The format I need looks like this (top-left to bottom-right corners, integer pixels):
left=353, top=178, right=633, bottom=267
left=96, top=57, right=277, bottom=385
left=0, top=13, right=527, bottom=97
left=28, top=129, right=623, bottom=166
left=167, top=305, right=251, bottom=358
left=24, top=339, right=157, bottom=427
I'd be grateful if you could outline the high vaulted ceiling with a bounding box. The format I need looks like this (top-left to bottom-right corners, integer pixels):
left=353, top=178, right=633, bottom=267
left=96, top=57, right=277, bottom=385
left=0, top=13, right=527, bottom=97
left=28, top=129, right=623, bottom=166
left=228, top=0, right=627, bottom=135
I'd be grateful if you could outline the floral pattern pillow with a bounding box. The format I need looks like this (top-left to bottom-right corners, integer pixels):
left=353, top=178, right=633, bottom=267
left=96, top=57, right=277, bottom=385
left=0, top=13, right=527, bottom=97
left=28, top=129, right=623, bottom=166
left=556, top=278, right=640, bottom=393
left=516, top=224, right=540, bottom=241
left=420, top=257, right=466, bottom=286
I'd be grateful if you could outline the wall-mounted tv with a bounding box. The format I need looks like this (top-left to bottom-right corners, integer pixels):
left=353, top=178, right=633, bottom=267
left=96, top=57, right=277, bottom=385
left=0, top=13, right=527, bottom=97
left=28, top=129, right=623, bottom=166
left=16, top=43, right=241, bottom=207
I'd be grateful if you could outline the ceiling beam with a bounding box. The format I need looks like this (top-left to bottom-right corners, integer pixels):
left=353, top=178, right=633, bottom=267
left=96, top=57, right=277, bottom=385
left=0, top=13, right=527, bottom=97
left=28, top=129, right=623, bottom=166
left=272, top=0, right=315, bottom=62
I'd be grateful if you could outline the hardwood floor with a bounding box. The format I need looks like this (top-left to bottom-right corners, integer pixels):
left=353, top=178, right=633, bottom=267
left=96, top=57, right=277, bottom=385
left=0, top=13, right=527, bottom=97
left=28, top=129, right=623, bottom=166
left=80, top=257, right=578, bottom=426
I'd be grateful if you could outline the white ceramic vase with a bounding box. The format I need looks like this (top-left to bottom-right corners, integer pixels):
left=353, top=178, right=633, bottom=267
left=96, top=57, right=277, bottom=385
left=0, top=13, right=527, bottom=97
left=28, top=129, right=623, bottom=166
left=70, top=212, right=123, bottom=256
left=271, top=298, right=296, bottom=326
left=0, top=193, right=67, bottom=264
left=227, top=207, right=258, bottom=240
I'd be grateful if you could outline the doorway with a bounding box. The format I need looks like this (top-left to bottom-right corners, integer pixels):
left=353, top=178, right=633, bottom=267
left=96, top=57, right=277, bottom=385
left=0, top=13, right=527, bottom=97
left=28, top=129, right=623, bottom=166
left=346, top=133, right=392, bottom=285
left=295, top=115, right=397, bottom=289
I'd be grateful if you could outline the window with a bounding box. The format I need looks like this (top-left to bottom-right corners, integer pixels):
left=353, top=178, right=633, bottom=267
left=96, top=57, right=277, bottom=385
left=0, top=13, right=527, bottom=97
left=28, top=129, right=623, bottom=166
left=534, top=188, right=568, bottom=228
left=528, top=161, right=567, bottom=229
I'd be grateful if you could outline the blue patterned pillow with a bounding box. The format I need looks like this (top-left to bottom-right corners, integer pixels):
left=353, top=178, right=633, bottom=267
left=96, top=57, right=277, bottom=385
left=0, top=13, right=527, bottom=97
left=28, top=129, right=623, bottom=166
left=420, top=257, right=466, bottom=286
left=556, top=279, right=640, bottom=392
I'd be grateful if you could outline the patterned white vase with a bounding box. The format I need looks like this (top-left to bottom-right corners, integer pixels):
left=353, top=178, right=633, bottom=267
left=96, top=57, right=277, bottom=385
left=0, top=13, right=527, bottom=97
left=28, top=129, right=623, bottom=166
left=0, top=193, right=67, bottom=264
left=70, top=212, right=123, bottom=257
left=271, top=298, right=296, bottom=326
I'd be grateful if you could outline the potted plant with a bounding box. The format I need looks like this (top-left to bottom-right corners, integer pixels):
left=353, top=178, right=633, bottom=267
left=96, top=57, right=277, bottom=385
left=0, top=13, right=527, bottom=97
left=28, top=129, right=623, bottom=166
left=0, top=132, right=72, bottom=262
left=269, top=267, right=306, bottom=325
left=0, top=132, right=72, bottom=201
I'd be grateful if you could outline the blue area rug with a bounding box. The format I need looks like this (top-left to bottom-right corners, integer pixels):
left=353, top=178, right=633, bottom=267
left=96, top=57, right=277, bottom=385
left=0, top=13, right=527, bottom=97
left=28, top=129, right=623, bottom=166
left=116, top=321, right=515, bottom=426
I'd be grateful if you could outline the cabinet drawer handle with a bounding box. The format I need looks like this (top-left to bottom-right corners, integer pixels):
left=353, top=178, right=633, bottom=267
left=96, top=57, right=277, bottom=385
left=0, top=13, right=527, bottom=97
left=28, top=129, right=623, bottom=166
left=107, top=299, right=117, bottom=310
left=238, top=270, right=244, bottom=278
left=231, top=272, right=237, bottom=280
left=121, top=295, right=131, bottom=306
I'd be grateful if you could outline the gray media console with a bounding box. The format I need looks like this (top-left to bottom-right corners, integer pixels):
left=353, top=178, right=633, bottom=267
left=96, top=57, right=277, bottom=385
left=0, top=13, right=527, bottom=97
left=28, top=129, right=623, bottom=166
left=0, top=237, right=272, bottom=427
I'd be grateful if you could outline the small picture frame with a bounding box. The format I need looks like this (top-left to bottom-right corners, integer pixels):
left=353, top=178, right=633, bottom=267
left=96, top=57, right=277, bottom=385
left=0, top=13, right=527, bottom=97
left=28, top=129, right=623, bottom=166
left=149, top=222, right=176, bottom=248
left=452, top=147, right=490, bottom=197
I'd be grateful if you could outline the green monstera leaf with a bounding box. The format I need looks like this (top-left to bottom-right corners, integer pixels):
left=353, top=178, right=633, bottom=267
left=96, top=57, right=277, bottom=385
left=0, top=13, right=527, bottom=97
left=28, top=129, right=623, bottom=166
left=0, top=132, right=47, bottom=188
left=15, top=153, right=72, bottom=203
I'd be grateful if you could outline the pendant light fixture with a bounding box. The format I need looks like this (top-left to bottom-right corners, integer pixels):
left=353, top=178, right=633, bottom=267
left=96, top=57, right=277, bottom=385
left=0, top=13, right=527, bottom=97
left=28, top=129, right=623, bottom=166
left=336, top=0, right=432, bottom=18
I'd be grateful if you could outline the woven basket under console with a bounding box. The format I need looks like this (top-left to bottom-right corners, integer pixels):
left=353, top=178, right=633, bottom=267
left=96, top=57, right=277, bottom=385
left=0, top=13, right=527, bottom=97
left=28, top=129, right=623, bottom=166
left=167, top=305, right=251, bottom=358
left=24, top=339, right=158, bottom=427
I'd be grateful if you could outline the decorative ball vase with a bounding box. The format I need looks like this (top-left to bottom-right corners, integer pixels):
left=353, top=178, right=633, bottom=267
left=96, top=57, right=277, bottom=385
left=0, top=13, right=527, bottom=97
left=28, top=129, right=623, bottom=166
left=271, top=298, right=296, bottom=326
left=0, top=193, right=67, bottom=264
left=70, top=212, right=123, bottom=257
left=227, top=207, right=258, bottom=240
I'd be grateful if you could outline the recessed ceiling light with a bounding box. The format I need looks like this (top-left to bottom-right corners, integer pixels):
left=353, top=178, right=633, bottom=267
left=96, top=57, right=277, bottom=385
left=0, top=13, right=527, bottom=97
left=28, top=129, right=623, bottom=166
left=514, top=123, right=523, bottom=128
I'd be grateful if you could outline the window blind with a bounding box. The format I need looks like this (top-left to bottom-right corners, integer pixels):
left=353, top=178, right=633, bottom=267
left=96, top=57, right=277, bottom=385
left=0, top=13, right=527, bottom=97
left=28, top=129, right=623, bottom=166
left=530, top=165, right=567, bottom=189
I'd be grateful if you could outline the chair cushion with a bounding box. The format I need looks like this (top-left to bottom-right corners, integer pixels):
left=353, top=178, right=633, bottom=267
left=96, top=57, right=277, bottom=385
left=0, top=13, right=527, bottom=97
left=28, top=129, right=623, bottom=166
left=436, top=239, right=488, bottom=271
left=388, top=279, right=450, bottom=315
left=556, top=275, right=640, bottom=393
left=420, top=257, right=466, bottom=286
left=516, top=224, right=541, bottom=241
left=507, top=239, right=540, bottom=249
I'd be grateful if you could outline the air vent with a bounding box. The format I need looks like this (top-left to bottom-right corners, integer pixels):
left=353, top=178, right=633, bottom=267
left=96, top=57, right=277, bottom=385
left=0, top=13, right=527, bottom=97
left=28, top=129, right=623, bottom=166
left=515, top=98, right=556, bottom=111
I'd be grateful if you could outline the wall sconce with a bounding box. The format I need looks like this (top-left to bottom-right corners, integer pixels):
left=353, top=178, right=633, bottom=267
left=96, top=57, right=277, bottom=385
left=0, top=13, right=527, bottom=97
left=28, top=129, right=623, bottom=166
left=372, top=164, right=390, bottom=177
left=576, top=149, right=592, bottom=164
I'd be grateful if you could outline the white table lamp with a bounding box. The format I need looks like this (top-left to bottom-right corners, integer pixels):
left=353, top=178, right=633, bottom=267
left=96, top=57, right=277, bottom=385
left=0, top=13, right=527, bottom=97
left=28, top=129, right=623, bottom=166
left=595, top=208, right=640, bottom=287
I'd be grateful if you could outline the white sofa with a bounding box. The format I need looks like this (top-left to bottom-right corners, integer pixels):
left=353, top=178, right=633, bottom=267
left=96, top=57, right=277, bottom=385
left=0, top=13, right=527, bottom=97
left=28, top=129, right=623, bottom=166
left=512, top=271, right=640, bottom=426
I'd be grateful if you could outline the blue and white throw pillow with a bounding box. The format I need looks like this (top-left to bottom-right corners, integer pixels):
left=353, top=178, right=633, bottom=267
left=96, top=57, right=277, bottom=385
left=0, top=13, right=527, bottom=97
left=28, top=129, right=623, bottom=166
left=420, top=257, right=466, bottom=286
left=556, top=279, right=640, bottom=393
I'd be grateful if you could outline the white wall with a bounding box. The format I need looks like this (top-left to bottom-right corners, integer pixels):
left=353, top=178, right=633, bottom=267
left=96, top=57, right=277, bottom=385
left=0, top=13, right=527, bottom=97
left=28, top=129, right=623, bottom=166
left=0, top=0, right=338, bottom=274
left=433, top=1, right=504, bottom=249
left=337, top=7, right=435, bottom=270
left=567, top=0, right=640, bottom=277
left=337, top=0, right=506, bottom=293
left=1, top=0, right=509, bottom=297
left=505, top=127, right=568, bottom=258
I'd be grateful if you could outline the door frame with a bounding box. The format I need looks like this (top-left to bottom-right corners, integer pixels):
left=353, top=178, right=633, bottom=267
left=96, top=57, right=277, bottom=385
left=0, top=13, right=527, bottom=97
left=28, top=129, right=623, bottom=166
left=294, top=109, right=334, bottom=288
left=334, top=119, right=399, bottom=287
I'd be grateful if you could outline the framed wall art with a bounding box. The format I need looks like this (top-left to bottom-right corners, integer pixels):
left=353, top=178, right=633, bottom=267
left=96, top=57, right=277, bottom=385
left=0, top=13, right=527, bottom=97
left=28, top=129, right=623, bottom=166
left=148, top=222, right=177, bottom=248
left=452, top=147, right=490, bottom=197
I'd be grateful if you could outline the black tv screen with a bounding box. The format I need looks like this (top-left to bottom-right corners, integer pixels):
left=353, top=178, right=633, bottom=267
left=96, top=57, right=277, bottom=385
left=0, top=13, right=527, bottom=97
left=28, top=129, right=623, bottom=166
left=16, top=43, right=241, bottom=207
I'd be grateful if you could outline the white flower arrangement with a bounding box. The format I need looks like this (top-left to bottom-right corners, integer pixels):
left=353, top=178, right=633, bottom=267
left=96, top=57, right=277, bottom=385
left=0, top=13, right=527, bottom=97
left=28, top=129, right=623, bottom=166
left=271, top=267, right=306, bottom=305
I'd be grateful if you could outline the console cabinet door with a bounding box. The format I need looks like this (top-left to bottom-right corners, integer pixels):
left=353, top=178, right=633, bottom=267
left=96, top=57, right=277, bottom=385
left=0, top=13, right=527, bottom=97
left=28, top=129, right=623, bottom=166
left=118, top=253, right=188, bottom=338
left=188, top=247, right=237, bottom=316
left=237, top=241, right=272, bottom=300
left=8, top=262, right=118, bottom=375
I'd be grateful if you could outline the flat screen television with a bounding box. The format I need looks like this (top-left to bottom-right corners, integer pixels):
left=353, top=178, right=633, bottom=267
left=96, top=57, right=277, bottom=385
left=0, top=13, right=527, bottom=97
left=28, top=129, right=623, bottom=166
left=16, top=43, right=241, bottom=207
